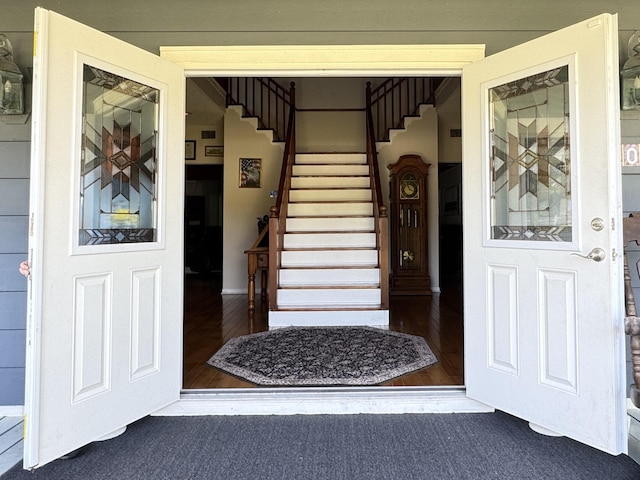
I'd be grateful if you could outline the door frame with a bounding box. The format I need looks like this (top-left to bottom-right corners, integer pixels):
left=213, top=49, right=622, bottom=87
left=158, top=43, right=495, bottom=416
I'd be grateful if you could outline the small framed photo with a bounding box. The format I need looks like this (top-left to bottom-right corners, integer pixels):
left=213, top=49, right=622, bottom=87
left=205, top=146, right=224, bottom=157
left=185, top=140, right=196, bottom=160
left=239, top=158, right=261, bottom=188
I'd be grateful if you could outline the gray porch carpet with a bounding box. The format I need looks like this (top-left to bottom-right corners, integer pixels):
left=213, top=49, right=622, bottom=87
left=3, top=412, right=640, bottom=479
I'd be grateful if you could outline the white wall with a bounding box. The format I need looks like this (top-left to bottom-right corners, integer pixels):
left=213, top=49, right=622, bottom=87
left=185, top=121, right=224, bottom=165
left=222, top=107, right=284, bottom=293
left=436, top=78, right=462, bottom=163
left=286, top=77, right=368, bottom=152
left=296, top=111, right=365, bottom=152
left=377, top=105, right=440, bottom=291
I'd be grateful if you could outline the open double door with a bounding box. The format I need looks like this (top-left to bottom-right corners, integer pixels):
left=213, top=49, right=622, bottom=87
left=24, top=8, right=625, bottom=469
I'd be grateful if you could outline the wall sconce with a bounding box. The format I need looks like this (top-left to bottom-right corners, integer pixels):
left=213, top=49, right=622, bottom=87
left=0, top=34, right=24, bottom=115
left=622, top=31, right=640, bottom=110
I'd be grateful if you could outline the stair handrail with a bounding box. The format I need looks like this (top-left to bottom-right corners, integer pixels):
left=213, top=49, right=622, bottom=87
left=269, top=82, right=296, bottom=310
left=367, top=77, right=437, bottom=142
left=227, top=77, right=293, bottom=141
left=366, top=82, right=389, bottom=310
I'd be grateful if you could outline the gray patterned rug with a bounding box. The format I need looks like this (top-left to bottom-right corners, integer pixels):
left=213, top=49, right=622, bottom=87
left=207, top=326, right=438, bottom=386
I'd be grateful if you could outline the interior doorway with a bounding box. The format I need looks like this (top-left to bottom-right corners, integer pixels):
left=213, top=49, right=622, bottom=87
left=181, top=75, right=464, bottom=390
left=185, top=165, right=223, bottom=276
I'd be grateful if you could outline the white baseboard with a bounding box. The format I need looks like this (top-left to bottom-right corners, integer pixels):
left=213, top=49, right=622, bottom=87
left=220, top=289, right=246, bottom=295
left=153, top=387, right=493, bottom=416
left=0, top=406, right=24, bottom=417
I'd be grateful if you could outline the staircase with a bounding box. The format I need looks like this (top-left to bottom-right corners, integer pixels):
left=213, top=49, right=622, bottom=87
left=228, top=76, right=437, bottom=328
left=268, top=152, right=389, bottom=328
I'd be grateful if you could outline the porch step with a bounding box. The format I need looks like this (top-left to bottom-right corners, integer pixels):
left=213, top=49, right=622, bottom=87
left=281, top=249, right=378, bottom=267
left=283, top=232, right=376, bottom=249
left=279, top=268, right=380, bottom=287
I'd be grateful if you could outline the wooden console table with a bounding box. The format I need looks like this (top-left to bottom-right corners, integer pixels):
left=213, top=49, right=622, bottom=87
left=244, top=226, right=269, bottom=310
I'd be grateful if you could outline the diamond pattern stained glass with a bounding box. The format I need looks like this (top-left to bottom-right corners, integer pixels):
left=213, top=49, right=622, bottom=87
left=489, top=66, right=571, bottom=242
left=79, top=65, right=159, bottom=245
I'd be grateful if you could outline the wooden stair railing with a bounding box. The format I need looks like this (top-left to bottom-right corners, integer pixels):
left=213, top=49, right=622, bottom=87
left=624, top=214, right=640, bottom=407
left=227, top=77, right=293, bottom=141
left=366, top=82, right=389, bottom=310
left=367, top=77, right=439, bottom=142
left=269, top=83, right=296, bottom=310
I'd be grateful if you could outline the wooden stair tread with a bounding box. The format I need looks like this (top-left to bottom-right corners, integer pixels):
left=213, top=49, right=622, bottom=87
left=275, top=305, right=386, bottom=311
left=280, top=265, right=378, bottom=270
left=282, top=246, right=377, bottom=251
left=278, top=285, right=380, bottom=289
left=285, top=230, right=376, bottom=234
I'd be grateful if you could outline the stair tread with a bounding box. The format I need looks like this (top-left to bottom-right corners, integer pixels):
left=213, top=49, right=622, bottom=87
left=275, top=305, right=386, bottom=311
left=285, top=231, right=376, bottom=234
left=282, top=246, right=377, bottom=251
left=281, top=264, right=379, bottom=269
left=280, top=265, right=378, bottom=269
left=278, top=284, right=380, bottom=289
left=288, top=200, right=372, bottom=202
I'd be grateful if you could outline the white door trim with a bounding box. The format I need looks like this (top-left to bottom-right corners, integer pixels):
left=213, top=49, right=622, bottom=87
left=160, top=44, right=485, bottom=77
left=159, top=43, right=485, bottom=415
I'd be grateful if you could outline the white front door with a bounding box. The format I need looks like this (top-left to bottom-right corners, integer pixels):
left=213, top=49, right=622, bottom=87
left=463, top=14, right=625, bottom=454
left=24, top=8, right=185, bottom=468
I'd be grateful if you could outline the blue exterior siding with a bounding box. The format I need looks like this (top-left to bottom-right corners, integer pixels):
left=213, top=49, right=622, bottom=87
left=0, top=141, right=30, bottom=406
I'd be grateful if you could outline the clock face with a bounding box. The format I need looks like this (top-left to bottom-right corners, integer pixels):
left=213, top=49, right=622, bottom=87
left=400, top=180, right=419, bottom=199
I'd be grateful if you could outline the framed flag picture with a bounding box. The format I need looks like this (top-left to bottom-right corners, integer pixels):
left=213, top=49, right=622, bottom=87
left=239, top=158, right=261, bottom=188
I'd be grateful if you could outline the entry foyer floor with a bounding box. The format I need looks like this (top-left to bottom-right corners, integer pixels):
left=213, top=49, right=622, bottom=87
left=183, top=273, right=464, bottom=389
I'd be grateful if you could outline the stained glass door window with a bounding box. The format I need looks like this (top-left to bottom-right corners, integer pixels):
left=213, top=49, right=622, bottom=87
left=79, top=64, right=159, bottom=245
left=489, top=66, right=572, bottom=242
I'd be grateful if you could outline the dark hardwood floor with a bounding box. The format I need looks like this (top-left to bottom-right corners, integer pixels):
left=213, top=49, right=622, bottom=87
left=183, top=273, right=464, bottom=389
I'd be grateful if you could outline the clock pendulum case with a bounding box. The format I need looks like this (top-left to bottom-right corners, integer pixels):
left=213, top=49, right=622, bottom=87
left=387, top=154, right=431, bottom=295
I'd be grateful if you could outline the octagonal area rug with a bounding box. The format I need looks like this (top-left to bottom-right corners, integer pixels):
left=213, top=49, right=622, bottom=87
left=207, top=326, right=438, bottom=386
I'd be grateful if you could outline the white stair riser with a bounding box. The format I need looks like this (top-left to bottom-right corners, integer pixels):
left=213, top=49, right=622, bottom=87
left=281, top=249, right=378, bottom=267
left=269, top=309, right=389, bottom=328
left=292, top=165, right=370, bottom=176
left=290, top=189, right=372, bottom=202
left=295, top=153, right=367, bottom=165
left=286, top=217, right=375, bottom=232
left=291, top=177, right=370, bottom=189
left=277, top=288, right=381, bottom=306
left=288, top=203, right=373, bottom=217
left=279, top=268, right=380, bottom=286
left=283, top=233, right=376, bottom=249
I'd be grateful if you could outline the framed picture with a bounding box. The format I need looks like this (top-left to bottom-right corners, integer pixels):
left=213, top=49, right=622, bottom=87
left=239, top=158, right=261, bottom=188
left=185, top=140, right=196, bottom=160
left=205, top=146, right=224, bottom=157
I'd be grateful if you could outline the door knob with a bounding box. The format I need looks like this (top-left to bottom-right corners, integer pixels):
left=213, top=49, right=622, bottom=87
left=571, top=247, right=605, bottom=262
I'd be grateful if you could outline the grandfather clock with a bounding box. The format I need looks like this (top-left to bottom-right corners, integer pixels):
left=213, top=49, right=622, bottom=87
left=388, top=154, right=431, bottom=295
